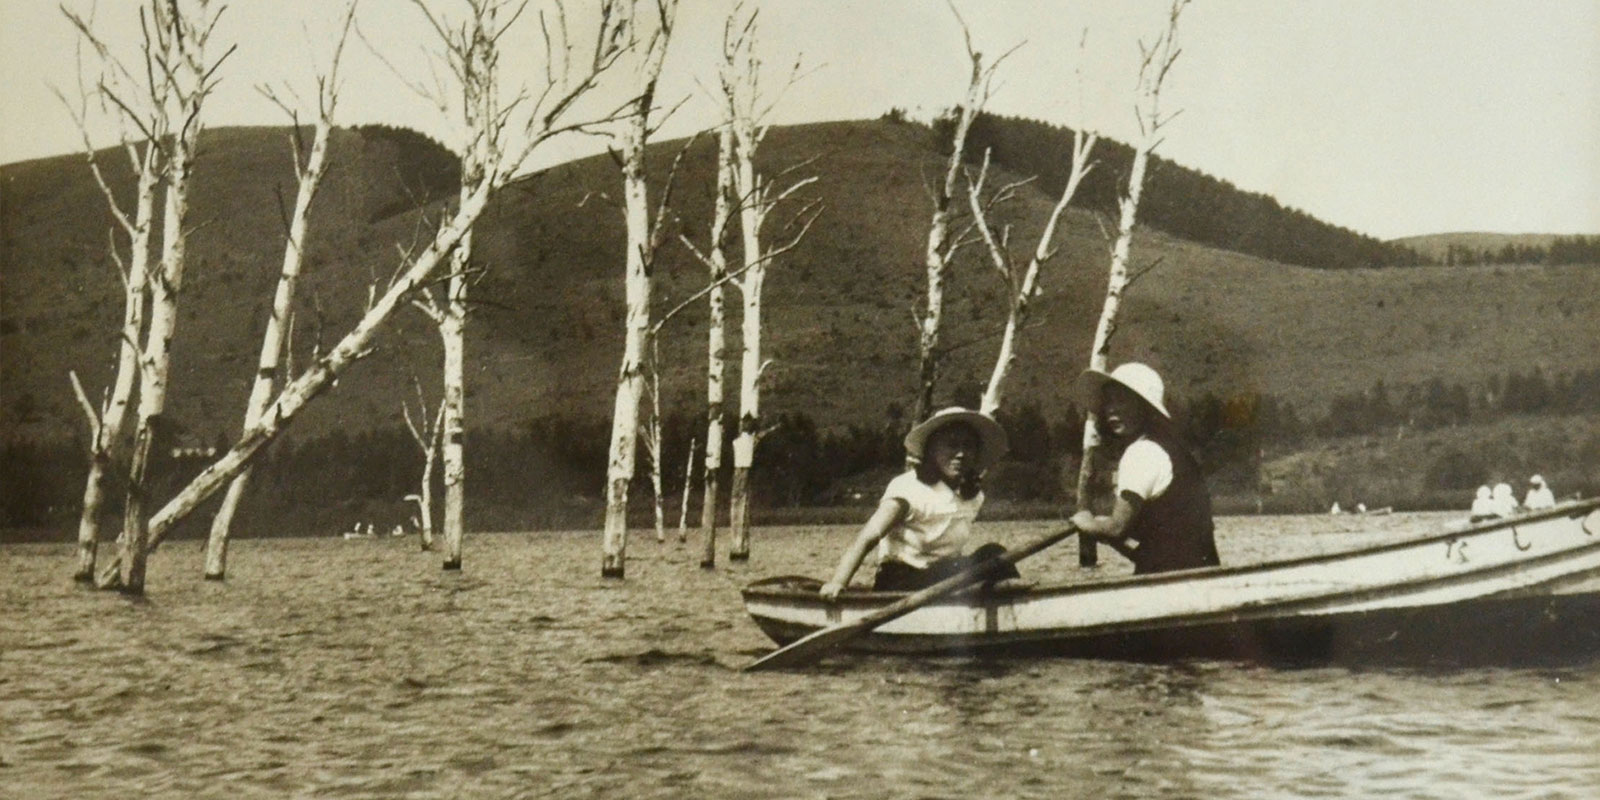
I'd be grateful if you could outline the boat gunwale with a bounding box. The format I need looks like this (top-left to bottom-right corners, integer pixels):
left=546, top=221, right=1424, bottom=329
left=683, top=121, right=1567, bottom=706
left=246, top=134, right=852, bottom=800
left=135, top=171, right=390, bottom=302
left=742, top=498, right=1600, bottom=607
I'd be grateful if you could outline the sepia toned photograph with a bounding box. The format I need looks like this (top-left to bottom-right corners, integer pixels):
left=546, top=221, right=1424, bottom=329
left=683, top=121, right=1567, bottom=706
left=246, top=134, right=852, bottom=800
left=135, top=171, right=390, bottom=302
left=2, top=1, right=1598, bottom=797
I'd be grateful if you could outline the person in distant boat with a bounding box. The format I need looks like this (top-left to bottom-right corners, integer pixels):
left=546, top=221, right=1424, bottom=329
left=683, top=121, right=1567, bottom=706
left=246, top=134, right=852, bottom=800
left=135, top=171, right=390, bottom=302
left=1491, top=482, right=1518, bottom=517
left=1069, top=362, right=1221, bottom=575
left=1524, top=475, right=1556, bottom=510
left=818, top=407, right=1019, bottom=600
left=1469, top=485, right=1497, bottom=522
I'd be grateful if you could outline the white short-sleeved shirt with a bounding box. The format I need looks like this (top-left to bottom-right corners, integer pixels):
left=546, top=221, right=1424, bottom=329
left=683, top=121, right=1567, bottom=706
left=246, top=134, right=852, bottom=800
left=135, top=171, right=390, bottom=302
left=876, top=471, right=983, bottom=569
left=1116, top=438, right=1173, bottom=501
left=1525, top=486, right=1555, bottom=510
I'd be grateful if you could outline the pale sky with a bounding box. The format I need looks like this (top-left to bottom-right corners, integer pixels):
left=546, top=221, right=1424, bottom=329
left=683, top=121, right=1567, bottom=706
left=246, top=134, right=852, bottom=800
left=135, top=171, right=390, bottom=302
left=3, top=0, right=1597, bottom=241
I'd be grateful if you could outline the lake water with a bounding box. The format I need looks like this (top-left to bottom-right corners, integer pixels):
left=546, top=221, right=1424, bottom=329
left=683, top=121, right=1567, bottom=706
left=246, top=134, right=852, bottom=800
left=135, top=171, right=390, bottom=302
left=3, top=512, right=1598, bottom=799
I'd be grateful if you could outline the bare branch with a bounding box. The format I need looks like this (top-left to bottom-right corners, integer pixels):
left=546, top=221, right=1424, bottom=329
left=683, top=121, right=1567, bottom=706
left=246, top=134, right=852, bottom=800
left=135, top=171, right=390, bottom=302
left=69, top=370, right=103, bottom=439
left=1125, top=255, right=1166, bottom=289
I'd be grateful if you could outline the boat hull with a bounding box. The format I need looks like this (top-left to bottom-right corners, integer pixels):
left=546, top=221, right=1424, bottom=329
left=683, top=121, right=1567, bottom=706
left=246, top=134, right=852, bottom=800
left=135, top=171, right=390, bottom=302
left=742, top=500, right=1600, bottom=665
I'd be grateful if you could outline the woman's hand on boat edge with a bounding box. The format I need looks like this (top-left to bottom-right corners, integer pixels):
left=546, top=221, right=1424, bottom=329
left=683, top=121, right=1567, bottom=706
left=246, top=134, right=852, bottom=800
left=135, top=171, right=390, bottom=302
left=819, top=581, right=845, bottom=601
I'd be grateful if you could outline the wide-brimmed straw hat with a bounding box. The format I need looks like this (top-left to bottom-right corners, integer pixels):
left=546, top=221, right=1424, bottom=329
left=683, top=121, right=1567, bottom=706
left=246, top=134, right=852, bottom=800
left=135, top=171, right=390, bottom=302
left=1074, top=361, right=1171, bottom=419
left=903, top=407, right=1008, bottom=471
left=1530, top=474, right=1546, bottom=485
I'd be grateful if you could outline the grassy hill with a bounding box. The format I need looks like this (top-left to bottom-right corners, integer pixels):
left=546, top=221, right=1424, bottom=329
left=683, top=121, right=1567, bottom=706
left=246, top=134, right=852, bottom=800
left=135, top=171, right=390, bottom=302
left=1393, top=232, right=1569, bottom=262
left=3, top=119, right=1599, bottom=525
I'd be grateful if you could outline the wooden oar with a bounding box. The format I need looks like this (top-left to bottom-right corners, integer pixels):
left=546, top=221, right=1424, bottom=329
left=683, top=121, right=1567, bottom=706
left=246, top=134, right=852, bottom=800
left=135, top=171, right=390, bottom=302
left=742, top=526, right=1079, bottom=672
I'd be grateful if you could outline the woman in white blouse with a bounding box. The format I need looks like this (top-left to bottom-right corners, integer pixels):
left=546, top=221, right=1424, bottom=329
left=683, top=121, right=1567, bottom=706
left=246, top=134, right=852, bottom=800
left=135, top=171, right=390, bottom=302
left=819, top=407, right=1014, bottom=599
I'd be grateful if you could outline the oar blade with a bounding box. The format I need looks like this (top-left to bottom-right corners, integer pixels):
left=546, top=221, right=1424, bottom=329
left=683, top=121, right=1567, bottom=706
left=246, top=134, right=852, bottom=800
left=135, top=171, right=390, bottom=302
left=743, top=621, right=869, bottom=672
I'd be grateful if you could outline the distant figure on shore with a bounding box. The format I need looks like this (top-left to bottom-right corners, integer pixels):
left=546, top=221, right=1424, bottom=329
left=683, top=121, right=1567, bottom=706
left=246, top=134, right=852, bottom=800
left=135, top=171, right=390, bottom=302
left=1491, top=483, right=1518, bottom=517
left=1356, top=502, right=1368, bottom=514
left=1524, top=475, right=1556, bottom=510
left=1330, top=502, right=1342, bottom=515
left=1470, top=486, right=1496, bottom=522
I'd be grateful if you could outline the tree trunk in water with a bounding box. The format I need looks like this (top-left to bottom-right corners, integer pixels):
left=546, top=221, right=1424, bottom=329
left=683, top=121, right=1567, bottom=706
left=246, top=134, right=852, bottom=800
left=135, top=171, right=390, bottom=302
left=74, top=450, right=112, bottom=583
left=727, top=459, right=751, bottom=560
left=74, top=144, right=160, bottom=582
left=440, top=295, right=466, bottom=570
left=95, top=180, right=497, bottom=585
left=417, top=459, right=436, bottom=551
left=727, top=151, right=764, bottom=562
left=678, top=436, right=695, bottom=542
left=699, top=124, right=734, bottom=567
left=205, top=117, right=332, bottom=580
left=117, top=426, right=155, bottom=592
left=600, top=99, right=656, bottom=579
left=111, top=129, right=197, bottom=594
left=727, top=274, right=762, bottom=562
left=649, top=375, right=666, bottom=544
left=205, top=471, right=250, bottom=579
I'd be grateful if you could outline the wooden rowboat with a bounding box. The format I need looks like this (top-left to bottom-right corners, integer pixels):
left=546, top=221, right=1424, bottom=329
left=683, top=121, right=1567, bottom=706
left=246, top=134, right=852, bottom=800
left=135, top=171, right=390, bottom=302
left=741, top=499, right=1600, bottom=665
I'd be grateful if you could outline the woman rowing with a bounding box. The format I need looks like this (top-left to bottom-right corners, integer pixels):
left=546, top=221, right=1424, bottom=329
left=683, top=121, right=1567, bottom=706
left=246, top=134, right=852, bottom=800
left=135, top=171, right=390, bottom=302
left=818, top=407, right=1019, bottom=599
left=1070, top=362, right=1221, bottom=574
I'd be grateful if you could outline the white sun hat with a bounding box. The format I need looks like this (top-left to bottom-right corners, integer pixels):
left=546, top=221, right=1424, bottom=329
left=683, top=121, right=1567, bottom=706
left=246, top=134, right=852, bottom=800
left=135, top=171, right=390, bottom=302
left=1074, top=361, right=1171, bottom=419
left=903, top=407, right=1009, bottom=471
left=1530, top=474, right=1545, bottom=485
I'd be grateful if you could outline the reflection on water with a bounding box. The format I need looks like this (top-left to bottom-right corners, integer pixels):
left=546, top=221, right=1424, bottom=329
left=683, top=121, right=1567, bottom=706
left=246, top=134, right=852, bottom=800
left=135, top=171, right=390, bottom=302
left=3, top=514, right=1598, bottom=799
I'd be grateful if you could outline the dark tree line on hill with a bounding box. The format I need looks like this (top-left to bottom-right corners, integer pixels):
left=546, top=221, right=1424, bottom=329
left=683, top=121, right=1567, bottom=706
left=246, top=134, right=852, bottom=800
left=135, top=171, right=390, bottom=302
left=1439, top=236, right=1600, bottom=267
left=7, top=367, right=1599, bottom=532
left=917, top=110, right=1427, bottom=270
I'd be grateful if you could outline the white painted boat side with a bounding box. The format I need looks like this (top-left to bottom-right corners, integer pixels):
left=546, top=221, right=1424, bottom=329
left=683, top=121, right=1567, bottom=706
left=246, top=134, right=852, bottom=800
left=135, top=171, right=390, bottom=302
left=745, top=503, right=1600, bottom=640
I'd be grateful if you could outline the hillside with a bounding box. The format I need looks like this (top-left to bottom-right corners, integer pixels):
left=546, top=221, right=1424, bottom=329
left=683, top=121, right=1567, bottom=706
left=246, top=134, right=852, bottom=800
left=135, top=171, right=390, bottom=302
left=4, top=119, right=1600, bottom=452
left=1394, top=232, right=1569, bottom=261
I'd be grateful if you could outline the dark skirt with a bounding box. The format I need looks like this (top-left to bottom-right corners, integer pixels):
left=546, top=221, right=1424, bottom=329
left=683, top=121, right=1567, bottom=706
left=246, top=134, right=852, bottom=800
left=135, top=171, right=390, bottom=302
left=872, top=542, right=1021, bottom=592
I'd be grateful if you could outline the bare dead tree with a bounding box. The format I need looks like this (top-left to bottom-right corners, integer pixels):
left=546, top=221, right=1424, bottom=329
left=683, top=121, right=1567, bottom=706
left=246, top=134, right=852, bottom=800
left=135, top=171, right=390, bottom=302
left=971, top=35, right=1098, bottom=415
left=401, top=373, right=445, bottom=550
left=912, top=1, right=1011, bottom=424
left=399, top=0, right=527, bottom=571
left=677, top=434, right=695, bottom=542
left=601, top=0, right=679, bottom=579
left=674, top=117, right=737, bottom=568
left=96, top=0, right=636, bottom=587
left=204, top=1, right=357, bottom=581
left=57, top=3, right=174, bottom=583
left=113, top=0, right=235, bottom=593
left=642, top=338, right=667, bottom=543
left=721, top=4, right=820, bottom=562
left=1076, top=0, right=1187, bottom=567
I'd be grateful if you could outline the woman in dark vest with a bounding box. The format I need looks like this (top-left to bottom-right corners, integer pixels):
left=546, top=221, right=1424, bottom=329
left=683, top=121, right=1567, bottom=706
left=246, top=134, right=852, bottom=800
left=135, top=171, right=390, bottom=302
left=1069, top=362, right=1220, bottom=574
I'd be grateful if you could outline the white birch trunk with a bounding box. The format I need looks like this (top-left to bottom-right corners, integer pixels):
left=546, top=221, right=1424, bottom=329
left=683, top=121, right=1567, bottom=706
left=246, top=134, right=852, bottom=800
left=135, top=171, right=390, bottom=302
left=979, top=132, right=1095, bottom=415
left=116, top=108, right=202, bottom=593
left=600, top=11, right=672, bottom=579
left=93, top=0, right=631, bottom=587
left=205, top=118, right=334, bottom=580
left=97, top=180, right=497, bottom=585
left=74, top=143, right=160, bottom=582
left=727, top=268, right=762, bottom=561
left=1074, top=160, right=1147, bottom=567
left=678, top=435, right=695, bottom=542
left=417, top=428, right=439, bottom=550
left=647, top=348, right=666, bottom=544
left=726, top=124, right=765, bottom=562
left=405, top=397, right=443, bottom=551
left=440, top=241, right=468, bottom=570
left=601, top=143, right=650, bottom=575
left=914, top=54, right=984, bottom=423
left=1076, top=0, right=1184, bottom=568
left=699, top=125, right=734, bottom=568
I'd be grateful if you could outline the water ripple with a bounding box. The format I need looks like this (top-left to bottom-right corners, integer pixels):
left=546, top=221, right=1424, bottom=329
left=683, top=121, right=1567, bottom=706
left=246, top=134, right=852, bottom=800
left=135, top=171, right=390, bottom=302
left=3, top=516, right=1599, bottom=799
